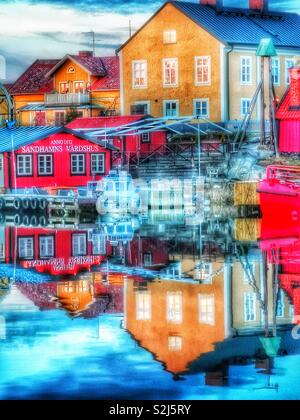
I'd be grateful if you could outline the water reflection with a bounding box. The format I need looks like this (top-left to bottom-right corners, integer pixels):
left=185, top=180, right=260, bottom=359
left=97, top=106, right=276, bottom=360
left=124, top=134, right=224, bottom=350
left=0, top=190, right=299, bottom=400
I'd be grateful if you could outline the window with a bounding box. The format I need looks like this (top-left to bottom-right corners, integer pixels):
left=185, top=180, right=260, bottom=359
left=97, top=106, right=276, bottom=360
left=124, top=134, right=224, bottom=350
left=73, top=81, right=85, bottom=94
left=34, top=111, right=46, bottom=126
left=163, top=30, right=177, bottom=44
left=241, top=56, right=252, bottom=85
left=92, top=234, right=106, bottom=255
left=17, top=155, right=33, bottom=176
left=132, top=101, right=150, bottom=115
left=163, top=100, right=179, bottom=118
left=141, top=132, right=150, bottom=143
left=276, top=290, right=285, bottom=318
left=193, top=99, right=209, bottom=118
left=59, top=82, right=70, bottom=94
left=18, top=237, right=34, bottom=259
left=243, top=261, right=256, bottom=283
left=39, top=236, right=54, bottom=258
left=272, top=57, right=280, bottom=86
left=38, top=154, right=53, bottom=176
left=132, top=60, right=147, bottom=88
left=91, top=154, right=105, bottom=175
left=167, top=291, right=182, bottom=323
left=244, top=293, right=256, bottom=322
left=168, top=336, right=182, bottom=352
left=71, top=154, right=85, bottom=175
left=72, top=233, right=87, bottom=256
left=195, top=56, right=211, bottom=85
left=241, top=98, right=251, bottom=117
left=136, top=291, right=151, bottom=320
left=67, top=66, right=75, bottom=74
left=54, top=111, right=65, bottom=126
left=195, top=263, right=212, bottom=283
left=143, top=253, right=152, bottom=267
left=163, top=58, right=178, bottom=87
left=285, top=58, right=295, bottom=85
left=199, top=294, right=215, bottom=325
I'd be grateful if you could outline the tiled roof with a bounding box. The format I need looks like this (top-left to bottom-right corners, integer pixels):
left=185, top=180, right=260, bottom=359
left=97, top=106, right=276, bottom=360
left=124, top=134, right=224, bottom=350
left=276, top=89, right=300, bottom=120
left=119, top=1, right=300, bottom=50
left=9, top=60, right=59, bottom=95
left=67, top=115, right=144, bottom=130
left=91, top=56, right=120, bottom=91
left=69, top=54, right=107, bottom=76
left=172, top=1, right=300, bottom=48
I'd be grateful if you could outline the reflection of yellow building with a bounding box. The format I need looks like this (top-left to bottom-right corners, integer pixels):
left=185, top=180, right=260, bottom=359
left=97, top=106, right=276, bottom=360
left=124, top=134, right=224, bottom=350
left=56, top=279, right=95, bottom=317
left=125, top=275, right=227, bottom=375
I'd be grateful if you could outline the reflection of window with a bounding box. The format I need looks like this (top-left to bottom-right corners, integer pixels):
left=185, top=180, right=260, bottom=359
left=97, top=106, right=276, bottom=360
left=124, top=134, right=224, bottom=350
left=136, top=291, right=151, bottom=320
left=17, top=155, right=33, bottom=176
left=163, top=30, right=177, bottom=44
left=143, top=253, right=152, bottom=267
left=39, top=236, right=54, bottom=258
left=244, top=293, right=256, bottom=322
left=72, top=233, right=87, bottom=257
left=199, top=294, right=215, bottom=325
left=277, top=290, right=285, bottom=318
left=18, top=237, right=34, bottom=259
left=168, top=336, right=182, bottom=352
left=92, top=234, right=106, bottom=255
left=91, top=154, right=105, bottom=175
left=195, top=263, right=212, bottom=283
left=167, top=291, right=182, bottom=323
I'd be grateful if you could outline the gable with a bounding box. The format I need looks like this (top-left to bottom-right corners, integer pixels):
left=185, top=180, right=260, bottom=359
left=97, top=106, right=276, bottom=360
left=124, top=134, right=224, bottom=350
left=54, top=58, right=90, bottom=90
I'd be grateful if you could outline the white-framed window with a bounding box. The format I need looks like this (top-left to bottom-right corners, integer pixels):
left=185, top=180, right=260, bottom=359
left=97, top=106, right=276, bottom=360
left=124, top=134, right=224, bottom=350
left=71, top=154, right=85, bottom=175
left=276, top=290, right=285, bottom=318
left=132, top=60, right=147, bottom=88
left=240, top=56, right=252, bottom=85
left=271, top=57, right=280, bottom=86
left=244, top=293, right=256, bottom=322
left=163, top=58, right=178, bottom=87
left=73, top=81, right=85, bottom=94
left=136, top=291, right=151, bottom=320
left=198, top=294, right=215, bottom=325
left=193, top=98, right=210, bottom=118
left=17, top=155, right=33, bottom=176
left=39, top=236, right=54, bottom=258
left=195, top=56, right=211, bottom=85
left=241, top=98, right=251, bottom=117
left=195, top=263, right=212, bottom=283
left=18, top=237, right=34, bottom=259
left=167, top=291, right=182, bottom=323
left=54, top=111, right=65, bottom=126
left=243, top=261, right=256, bottom=283
left=133, top=101, right=150, bottom=115
left=72, top=233, right=87, bottom=257
left=91, top=154, right=105, bottom=175
left=59, top=81, right=70, bottom=94
left=38, top=154, right=53, bottom=176
left=163, top=100, right=179, bottom=118
left=285, top=58, right=295, bottom=85
left=92, top=234, right=106, bottom=255
left=163, top=30, right=177, bottom=44
left=168, top=336, right=182, bottom=352
left=143, top=253, right=152, bottom=267
left=141, top=132, right=150, bottom=143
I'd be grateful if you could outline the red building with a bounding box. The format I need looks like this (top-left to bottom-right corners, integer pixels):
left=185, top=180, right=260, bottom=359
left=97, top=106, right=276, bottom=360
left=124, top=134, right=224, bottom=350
left=0, top=126, right=117, bottom=190
left=125, top=237, right=169, bottom=269
left=277, top=67, right=300, bottom=153
left=5, top=226, right=111, bottom=276
left=67, top=115, right=166, bottom=163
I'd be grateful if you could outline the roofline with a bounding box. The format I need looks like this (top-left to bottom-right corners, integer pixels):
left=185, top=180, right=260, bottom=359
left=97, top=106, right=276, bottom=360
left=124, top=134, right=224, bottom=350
left=45, top=55, right=107, bottom=79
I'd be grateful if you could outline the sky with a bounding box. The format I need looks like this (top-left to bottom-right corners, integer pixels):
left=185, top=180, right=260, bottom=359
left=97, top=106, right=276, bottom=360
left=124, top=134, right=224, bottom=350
left=0, top=0, right=299, bottom=82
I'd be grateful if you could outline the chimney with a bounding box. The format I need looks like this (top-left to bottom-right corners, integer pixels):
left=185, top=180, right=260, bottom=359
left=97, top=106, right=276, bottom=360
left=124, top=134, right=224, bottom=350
left=200, top=0, right=223, bottom=10
left=78, top=51, right=93, bottom=57
left=249, top=0, right=269, bottom=13
left=290, top=67, right=300, bottom=108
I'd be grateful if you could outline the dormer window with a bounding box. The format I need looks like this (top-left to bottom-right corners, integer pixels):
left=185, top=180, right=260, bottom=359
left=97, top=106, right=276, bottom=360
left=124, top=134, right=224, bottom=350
left=67, top=66, right=75, bottom=74
left=163, top=30, right=177, bottom=44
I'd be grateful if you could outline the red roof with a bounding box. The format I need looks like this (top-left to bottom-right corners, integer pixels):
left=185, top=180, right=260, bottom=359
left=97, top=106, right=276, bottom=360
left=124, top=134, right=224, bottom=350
left=9, top=59, right=59, bottom=95
left=91, top=56, right=120, bottom=91
left=46, top=53, right=108, bottom=78
left=276, top=89, right=300, bottom=120
left=67, top=115, right=144, bottom=130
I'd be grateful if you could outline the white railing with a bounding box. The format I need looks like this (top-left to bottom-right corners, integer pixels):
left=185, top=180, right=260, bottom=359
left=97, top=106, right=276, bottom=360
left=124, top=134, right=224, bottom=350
left=45, top=92, right=90, bottom=105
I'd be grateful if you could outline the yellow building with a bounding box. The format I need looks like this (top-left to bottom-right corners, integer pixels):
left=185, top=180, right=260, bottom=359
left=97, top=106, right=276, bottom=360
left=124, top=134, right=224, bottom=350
left=117, top=0, right=300, bottom=122
left=9, top=52, right=120, bottom=126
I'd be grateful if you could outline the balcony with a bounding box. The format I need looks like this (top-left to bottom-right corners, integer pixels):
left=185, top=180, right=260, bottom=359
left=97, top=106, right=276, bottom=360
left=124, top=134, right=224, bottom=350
left=45, top=92, right=91, bottom=106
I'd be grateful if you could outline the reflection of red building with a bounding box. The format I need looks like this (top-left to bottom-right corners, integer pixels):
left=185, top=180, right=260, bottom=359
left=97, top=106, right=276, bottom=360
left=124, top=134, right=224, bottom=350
left=67, top=116, right=166, bottom=162
left=126, top=237, right=169, bottom=269
left=5, top=227, right=111, bottom=276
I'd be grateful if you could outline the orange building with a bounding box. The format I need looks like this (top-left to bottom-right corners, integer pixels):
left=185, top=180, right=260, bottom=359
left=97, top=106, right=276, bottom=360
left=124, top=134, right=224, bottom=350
left=9, top=52, right=120, bottom=126
left=124, top=274, right=227, bottom=376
